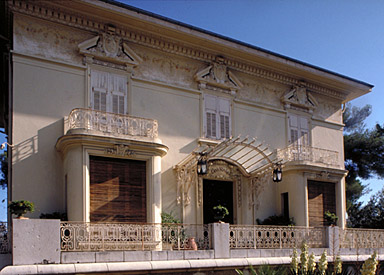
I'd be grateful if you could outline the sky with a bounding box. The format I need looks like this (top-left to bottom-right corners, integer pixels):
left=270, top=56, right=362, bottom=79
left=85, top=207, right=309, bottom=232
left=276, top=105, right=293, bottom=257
left=119, top=0, right=384, bottom=202
left=1, top=0, right=383, bottom=220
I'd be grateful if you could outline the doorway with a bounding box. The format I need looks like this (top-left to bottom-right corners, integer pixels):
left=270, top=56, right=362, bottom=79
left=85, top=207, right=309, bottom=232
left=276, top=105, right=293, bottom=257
left=203, top=179, right=234, bottom=224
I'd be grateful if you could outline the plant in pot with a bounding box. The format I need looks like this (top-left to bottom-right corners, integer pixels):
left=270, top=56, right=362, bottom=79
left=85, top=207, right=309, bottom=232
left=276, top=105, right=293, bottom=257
left=212, top=205, right=229, bottom=223
left=9, top=200, right=34, bottom=219
left=324, top=210, right=338, bottom=226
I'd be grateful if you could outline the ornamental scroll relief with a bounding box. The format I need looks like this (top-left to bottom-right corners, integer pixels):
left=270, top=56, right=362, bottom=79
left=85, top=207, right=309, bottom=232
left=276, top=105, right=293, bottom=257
left=175, top=159, right=243, bottom=208
left=248, top=173, right=270, bottom=210
left=105, top=145, right=135, bottom=156
left=281, top=82, right=318, bottom=113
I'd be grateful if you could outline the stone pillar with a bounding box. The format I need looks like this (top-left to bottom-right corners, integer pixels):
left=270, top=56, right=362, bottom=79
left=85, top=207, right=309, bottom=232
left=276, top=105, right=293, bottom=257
left=326, top=226, right=340, bottom=255
left=12, top=219, right=61, bottom=265
left=211, top=223, right=230, bottom=259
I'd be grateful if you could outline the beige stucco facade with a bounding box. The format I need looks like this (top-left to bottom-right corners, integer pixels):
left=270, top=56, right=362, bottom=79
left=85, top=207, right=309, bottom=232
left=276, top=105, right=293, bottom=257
left=8, top=0, right=372, bottom=229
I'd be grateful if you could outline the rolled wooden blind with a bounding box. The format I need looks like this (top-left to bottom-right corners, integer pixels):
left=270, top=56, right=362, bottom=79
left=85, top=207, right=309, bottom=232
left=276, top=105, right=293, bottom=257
left=90, top=156, right=146, bottom=222
left=308, top=180, right=336, bottom=226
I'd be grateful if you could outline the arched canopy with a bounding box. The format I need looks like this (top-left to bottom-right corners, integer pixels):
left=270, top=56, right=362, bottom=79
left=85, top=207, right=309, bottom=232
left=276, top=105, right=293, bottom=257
left=175, top=136, right=279, bottom=177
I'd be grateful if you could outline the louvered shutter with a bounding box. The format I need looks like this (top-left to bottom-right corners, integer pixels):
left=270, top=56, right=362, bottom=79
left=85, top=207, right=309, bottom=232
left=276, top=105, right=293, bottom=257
left=205, top=95, right=217, bottom=139
left=300, top=117, right=309, bottom=147
left=219, top=98, right=231, bottom=139
left=289, top=115, right=299, bottom=146
left=91, top=70, right=108, bottom=112
left=90, top=70, right=127, bottom=114
left=110, top=74, right=127, bottom=114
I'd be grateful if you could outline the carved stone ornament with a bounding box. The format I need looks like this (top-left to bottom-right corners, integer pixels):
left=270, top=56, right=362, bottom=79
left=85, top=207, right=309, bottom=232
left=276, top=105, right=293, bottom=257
left=105, top=145, right=135, bottom=156
left=78, top=32, right=142, bottom=67
left=281, top=82, right=318, bottom=113
left=248, top=173, right=270, bottom=210
left=194, top=56, right=243, bottom=94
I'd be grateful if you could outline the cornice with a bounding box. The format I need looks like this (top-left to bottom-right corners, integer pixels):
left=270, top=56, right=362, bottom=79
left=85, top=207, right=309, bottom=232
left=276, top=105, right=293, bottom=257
left=9, top=0, right=347, bottom=100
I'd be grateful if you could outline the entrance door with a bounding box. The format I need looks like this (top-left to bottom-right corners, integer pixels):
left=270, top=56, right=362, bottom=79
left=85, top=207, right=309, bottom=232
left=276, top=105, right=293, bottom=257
left=203, top=179, right=234, bottom=224
left=90, top=156, right=146, bottom=222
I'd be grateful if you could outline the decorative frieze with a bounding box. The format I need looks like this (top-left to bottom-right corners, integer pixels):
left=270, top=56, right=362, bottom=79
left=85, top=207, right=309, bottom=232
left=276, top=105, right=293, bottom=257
left=9, top=0, right=348, bottom=100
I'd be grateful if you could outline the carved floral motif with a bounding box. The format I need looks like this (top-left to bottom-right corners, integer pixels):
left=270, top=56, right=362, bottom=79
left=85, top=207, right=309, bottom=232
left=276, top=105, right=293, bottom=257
left=105, top=145, right=135, bottom=156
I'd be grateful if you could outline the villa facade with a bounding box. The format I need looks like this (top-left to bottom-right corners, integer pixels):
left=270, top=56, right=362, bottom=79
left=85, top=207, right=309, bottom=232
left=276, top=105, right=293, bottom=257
left=0, top=0, right=378, bottom=273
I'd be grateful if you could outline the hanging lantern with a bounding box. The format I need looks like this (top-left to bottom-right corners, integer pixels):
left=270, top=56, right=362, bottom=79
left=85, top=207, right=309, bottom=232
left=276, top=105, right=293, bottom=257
left=272, top=164, right=282, bottom=182
left=197, top=153, right=208, bottom=175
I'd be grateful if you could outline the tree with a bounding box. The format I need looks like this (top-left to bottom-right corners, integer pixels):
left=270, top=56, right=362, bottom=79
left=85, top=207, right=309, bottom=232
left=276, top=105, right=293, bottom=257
left=343, top=103, right=384, bottom=227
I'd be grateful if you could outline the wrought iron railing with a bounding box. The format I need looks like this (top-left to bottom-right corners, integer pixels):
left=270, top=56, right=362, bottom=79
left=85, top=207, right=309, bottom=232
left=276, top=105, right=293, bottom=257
left=340, top=228, right=384, bottom=249
left=60, top=222, right=211, bottom=252
left=229, top=225, right=326, bottom=249
left=66, top=108, right=158, bottom=139
left=277, top=145, right=339, bottom=167
left=0, top=222, right=10, bottom=254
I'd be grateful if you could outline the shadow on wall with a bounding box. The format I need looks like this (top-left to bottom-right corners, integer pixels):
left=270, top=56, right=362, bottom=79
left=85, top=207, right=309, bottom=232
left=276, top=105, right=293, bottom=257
left=11, top=118, right=65, bottom=217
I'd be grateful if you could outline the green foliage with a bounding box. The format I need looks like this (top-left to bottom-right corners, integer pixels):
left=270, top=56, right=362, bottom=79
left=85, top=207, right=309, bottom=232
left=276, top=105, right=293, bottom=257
left=212, top=205, right=229, bottom=221
left=9, top=200, right=34, bottom=217
left=257, top=214, right=295, bottom=226
left=343, top=104, right=384, bottom=227
left=161, top=212, right=181, bottom=224
left=348, top=187, right=384, bottom=228
left=324, top=211, right=338, bottom=226
left=0, top=151, right=7, bottom=189
left=40, top=212, right=68, bottom=221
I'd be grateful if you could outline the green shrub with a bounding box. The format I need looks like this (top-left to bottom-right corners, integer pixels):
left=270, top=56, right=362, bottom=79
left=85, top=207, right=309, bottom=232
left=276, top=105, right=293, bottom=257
left=9, top=200, right=34, bottom=217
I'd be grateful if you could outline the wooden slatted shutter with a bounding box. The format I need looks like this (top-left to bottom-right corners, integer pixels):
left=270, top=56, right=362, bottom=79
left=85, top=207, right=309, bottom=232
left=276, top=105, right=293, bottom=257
left=308, top=181, right=336, bottom=226
left=204, top=95, right=231, bottom=139
left=90, top=70, right=127, bottom=114
left=90, top=156, right=146, bottom=222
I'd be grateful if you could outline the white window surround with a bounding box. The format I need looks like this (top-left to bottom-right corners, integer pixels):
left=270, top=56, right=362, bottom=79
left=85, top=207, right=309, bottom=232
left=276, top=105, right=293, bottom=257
left=204, top=94, right=232, bottom=140
left=88, top=68, right=129, bottom=115
left=288, top=114, right=311, bottom=147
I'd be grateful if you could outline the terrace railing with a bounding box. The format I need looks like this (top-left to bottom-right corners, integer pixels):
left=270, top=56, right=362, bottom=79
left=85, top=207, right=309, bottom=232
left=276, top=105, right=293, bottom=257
left=229, top=225, right=326, bottom=249
left=340, top=228, right=384, bottom=249
left=277, top=145, right=339, bottom=168
left=60, top=222, right=211, bottom=252
left=66, top=108, right=158, bottom=140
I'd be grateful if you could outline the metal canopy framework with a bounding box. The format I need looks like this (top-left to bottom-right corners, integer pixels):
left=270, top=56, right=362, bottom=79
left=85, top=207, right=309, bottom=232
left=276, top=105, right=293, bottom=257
left=201, top=136, right=278, bottom=177
left=174, top=136, right=280, bottom=207
left=175, top=136, right=279, bottom=178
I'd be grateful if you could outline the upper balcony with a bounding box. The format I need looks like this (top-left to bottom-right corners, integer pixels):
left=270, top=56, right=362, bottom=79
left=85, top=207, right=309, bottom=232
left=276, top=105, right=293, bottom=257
left=277, top=145, right=341, bottom=169
left=64, top=108, right=159, bottom=142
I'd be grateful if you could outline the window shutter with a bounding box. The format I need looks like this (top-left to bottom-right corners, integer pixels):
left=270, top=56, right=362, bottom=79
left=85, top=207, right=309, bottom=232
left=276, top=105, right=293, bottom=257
left=110, top=74, right=127, bottom=114
left=289, top=115, right=298, bottom=145
left=91, top=70, right=108, bottom=112
left=218, top=98, right=231, bottom=139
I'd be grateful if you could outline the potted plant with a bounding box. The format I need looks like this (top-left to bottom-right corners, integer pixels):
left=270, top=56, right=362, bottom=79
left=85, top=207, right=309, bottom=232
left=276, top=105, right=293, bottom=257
left=212, top=205, right=229, bottom=222
left=9, top=200, right=34, bottom=219
left=324, top=210, right=338, bottom=226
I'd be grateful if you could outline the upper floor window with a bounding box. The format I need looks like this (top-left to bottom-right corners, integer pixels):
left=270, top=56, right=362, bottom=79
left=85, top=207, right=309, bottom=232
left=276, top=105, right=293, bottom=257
left=288, top=114, right=310, bottom=147
left=204, top=94, right=231, bottom=140
left=90, top=69, right=127, bottom=114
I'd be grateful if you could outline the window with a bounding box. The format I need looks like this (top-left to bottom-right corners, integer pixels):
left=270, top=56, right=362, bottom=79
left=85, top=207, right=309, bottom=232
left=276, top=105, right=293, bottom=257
left=90, top=69, right=127, bottom=114
left=204, top=94, right=231, bottom=139
left=288, top=115, right=309, bottom=147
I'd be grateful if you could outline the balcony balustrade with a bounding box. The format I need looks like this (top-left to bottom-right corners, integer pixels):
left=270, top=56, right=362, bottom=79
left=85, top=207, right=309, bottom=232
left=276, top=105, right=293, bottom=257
left=60, top=222, right=211, bottom=252
left=277, top=145, right=340, bottom=168
left=66, top=108, right=158, bottom=140
left=340, top=228, right=384, bottom=249
left=229, top=225, right=326, bottom=249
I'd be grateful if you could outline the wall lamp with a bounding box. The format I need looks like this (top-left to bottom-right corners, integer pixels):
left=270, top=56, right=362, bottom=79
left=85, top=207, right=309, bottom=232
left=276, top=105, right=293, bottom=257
left=272, top=162, right=282, bottom=182
left=197, top=152, right=208, bottom=176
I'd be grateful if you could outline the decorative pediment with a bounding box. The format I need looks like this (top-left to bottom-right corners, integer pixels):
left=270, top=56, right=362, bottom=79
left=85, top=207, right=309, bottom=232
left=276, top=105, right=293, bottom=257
left=78, top=31, right=142, bottom=67
left=194, top=56, right=243, bottom=94
left=281, top=82, right=318, bottom=113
